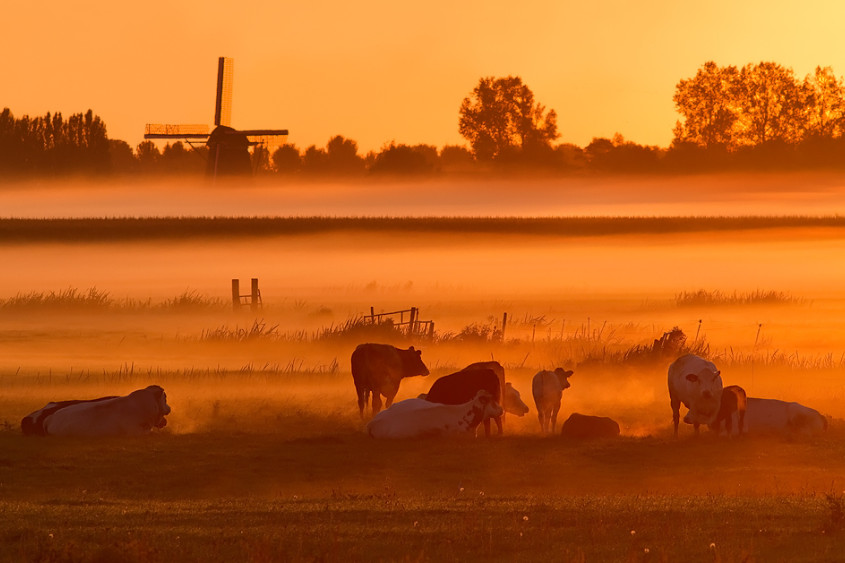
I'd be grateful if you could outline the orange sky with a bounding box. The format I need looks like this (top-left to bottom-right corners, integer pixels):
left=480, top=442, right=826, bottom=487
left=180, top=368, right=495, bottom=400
left=5, top=1, right=845, bottom=153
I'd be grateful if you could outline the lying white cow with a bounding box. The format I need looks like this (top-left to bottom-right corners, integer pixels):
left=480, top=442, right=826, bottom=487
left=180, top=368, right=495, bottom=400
left=718, top=397, right=827, bottom=438
left=366, top=390, right=503, bottom=439
left=668, top=354, right=722, bottom=437
left=22, top=385, right=171, bottom=437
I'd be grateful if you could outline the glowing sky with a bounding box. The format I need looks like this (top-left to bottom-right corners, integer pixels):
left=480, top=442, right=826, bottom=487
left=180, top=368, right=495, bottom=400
left=5, top=1, right=845, bottom=153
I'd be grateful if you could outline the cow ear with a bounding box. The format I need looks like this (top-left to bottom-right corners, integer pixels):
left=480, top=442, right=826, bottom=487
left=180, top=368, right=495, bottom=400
left=715, top=370, right=721, bottom=376
left=409, top=346, right=416, bottom=352
left=686, top=374, right=699, bottom=383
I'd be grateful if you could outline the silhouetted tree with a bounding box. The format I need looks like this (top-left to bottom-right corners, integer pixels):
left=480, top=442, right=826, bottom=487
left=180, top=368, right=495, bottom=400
left=136, top=140, right=161, bottom=173
left=272, top=144, right=302, bottom=173
left=302, top=145, right=328, bottom=173
left=459, top=76, right=559, bottom=161
left=803, top=66, right=845, bottom=139
left=108, top=139, right=136, bottom=174
left=370, top=143, right=437, bottom=174
left=325, top=135, right=365, bottom=174
left=735, top=62, right=804, bottom=146
left=673, top=61, right=739, bottom=148
left=439, top=145, right=475, bottom=172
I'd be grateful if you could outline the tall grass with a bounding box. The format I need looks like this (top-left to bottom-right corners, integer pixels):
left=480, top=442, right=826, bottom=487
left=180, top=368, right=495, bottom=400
left=676, top=289, right=802, bottom=307
left=0, top=288, right=226, bottom=312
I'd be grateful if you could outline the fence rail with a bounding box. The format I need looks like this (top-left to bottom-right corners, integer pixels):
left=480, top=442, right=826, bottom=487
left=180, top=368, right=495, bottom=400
left=365, top=306, right=435, bottom=337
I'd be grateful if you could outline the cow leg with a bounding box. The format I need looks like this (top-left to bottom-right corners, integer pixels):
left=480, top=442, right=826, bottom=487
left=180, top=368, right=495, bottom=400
left=738, top=410, right=745, bottom=436
left=494, top=415, right=503, bottom=435
left=670, top=396, right=681, bottom=438
left=551, top=405, right=560, bottom=434
left=357, top=389, right=369, bottom=419
left=537, top=411, right=546, bottom=433
left=371, top=393, right=383, bottom=416
left=483, top=418, right=491, bottom=437
left=725, top=414, right=733, bottom=437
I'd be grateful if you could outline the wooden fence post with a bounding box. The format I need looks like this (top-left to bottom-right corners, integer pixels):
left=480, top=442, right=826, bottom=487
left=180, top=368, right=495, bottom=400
left=250, top=278, right=260, bottom=311
left=231, top=279, right=240, bottom=312
left=409, top=307, right=417, bottom=335
left=501, top=312, right=508, bottom=341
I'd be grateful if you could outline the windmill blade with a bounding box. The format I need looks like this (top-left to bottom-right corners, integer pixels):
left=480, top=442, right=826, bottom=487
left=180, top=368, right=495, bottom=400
left=144, top=124, right=210, bottom=139
left=214, top=57, right=234, bottom=127
left=245, top=131, right=289, bottom=149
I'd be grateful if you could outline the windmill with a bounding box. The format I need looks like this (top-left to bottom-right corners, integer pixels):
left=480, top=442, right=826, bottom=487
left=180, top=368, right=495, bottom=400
left=144, top=57, right=288, bottom=176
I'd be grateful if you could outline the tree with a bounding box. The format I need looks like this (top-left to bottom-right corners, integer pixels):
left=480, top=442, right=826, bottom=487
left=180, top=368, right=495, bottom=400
left=803, top=66, right=845, bottom=139
left=458, top=76, right=559, bottom=161
left=325, top=135, right=365, bottom=174
left=370, top=143, right=437, bottom=174
left=673, top=61, right=739, bottom=148
left=108, top=139, right=136, bottom=174
left=735, top=62, right=804, bottom=146
left=272, top=144, right=302, bottom=173
left=136, top=140, right=161, bottom=173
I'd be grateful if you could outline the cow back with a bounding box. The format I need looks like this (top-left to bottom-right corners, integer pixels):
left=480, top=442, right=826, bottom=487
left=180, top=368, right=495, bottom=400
left=352, top=343, right=428, bottom=390
left=425, top=368, right=500, bottom=405
left=21, top=396, right=118, bottom=436
left=560, top=413, right=620, bottom=439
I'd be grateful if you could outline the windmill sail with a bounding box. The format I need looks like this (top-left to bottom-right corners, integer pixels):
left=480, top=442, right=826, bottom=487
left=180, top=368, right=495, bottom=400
left=214, top=57, right=234, bottom=127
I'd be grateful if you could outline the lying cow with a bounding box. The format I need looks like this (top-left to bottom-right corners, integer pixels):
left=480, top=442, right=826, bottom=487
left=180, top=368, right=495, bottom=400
left=21, top=385, right=171, bottom=437
left=532, top=368, right=574, bottom=433
left=731, top=397, right=827, bottom=438
left=709, top=385, right=747, bottom=437
left=423, top=362, right=529, bottom=436
left=560, top=413, right=620, bottom=439
left=366, top=390, right=504, bottom=439
left=351, top=343, right=430, bottom=418
left=668, top=354, right=722, bottom=437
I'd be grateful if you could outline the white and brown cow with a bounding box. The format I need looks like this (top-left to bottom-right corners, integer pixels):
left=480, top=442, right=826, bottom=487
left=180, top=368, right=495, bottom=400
left=733, top=397, right=827, bottom=438
left=532, top=368, right=574, bottom=434
left=709, top=385, right=747, bottom=437
left=422, top=362, right=529, bottom=436
left=366, top=390, right=504, bottom=439
left=351, top=343, right=430, bottom=419
left=22, top=385, right=171, bottom=437
left=668, top=354, right=722, bottom=437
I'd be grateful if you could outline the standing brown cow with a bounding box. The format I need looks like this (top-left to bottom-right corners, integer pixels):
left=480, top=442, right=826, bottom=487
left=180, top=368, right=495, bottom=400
left=351, top=343, right=430, bottom=418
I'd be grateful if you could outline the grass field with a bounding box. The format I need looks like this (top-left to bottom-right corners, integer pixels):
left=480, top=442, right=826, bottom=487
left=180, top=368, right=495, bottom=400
left=3, top=215, right=845, bottom=561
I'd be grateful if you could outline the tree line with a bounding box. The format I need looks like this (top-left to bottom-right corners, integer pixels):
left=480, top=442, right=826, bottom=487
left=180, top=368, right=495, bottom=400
left=4, top=60, right=845, bottom=178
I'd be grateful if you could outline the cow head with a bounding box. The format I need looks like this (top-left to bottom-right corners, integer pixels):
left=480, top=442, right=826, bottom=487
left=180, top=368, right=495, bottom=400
left=402, top=346, right=430, bottom=378
left=682, top=369, right=722, bottom=424
left=469, top=390, right=504, bottom=428
left=145, top=385, right=171, bottom=427
left=503, top=383, right=530, bottom=416
left=554, top=368, right=574, bottom=390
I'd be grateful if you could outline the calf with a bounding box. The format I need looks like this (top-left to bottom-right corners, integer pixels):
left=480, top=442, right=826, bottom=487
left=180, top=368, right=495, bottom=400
left=709, top=385, right=747, bottom=437
left=667, top=354, right=723, bottom=437
left=532, top=368, right=574, bottom=434
left=560, top=413, right=620, bottom=439
left=351, top=343, right=430, bottom=418
left=366, top=390, right=504, bottom=439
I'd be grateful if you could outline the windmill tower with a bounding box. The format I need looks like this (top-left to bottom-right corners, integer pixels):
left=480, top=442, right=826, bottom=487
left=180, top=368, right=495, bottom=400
left=144, top=57, right=288, bottom=176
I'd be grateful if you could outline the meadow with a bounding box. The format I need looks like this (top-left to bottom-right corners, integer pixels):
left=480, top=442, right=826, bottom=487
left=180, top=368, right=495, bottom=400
left=3, top=210, right=845, bottom=561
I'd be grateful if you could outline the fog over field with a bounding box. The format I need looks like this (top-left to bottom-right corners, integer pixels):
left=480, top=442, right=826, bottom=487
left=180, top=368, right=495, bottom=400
left=4, top=171, right=845, bottom=217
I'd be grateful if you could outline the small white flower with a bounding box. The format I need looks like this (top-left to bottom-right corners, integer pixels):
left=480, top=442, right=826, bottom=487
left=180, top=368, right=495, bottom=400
left=709, top=543, right=716, bottom=549
left=644, top=548, right=649, bottom=554
left=630, top=530, right=636, bottom=536
left=523, top=516, right=529, bottom=521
